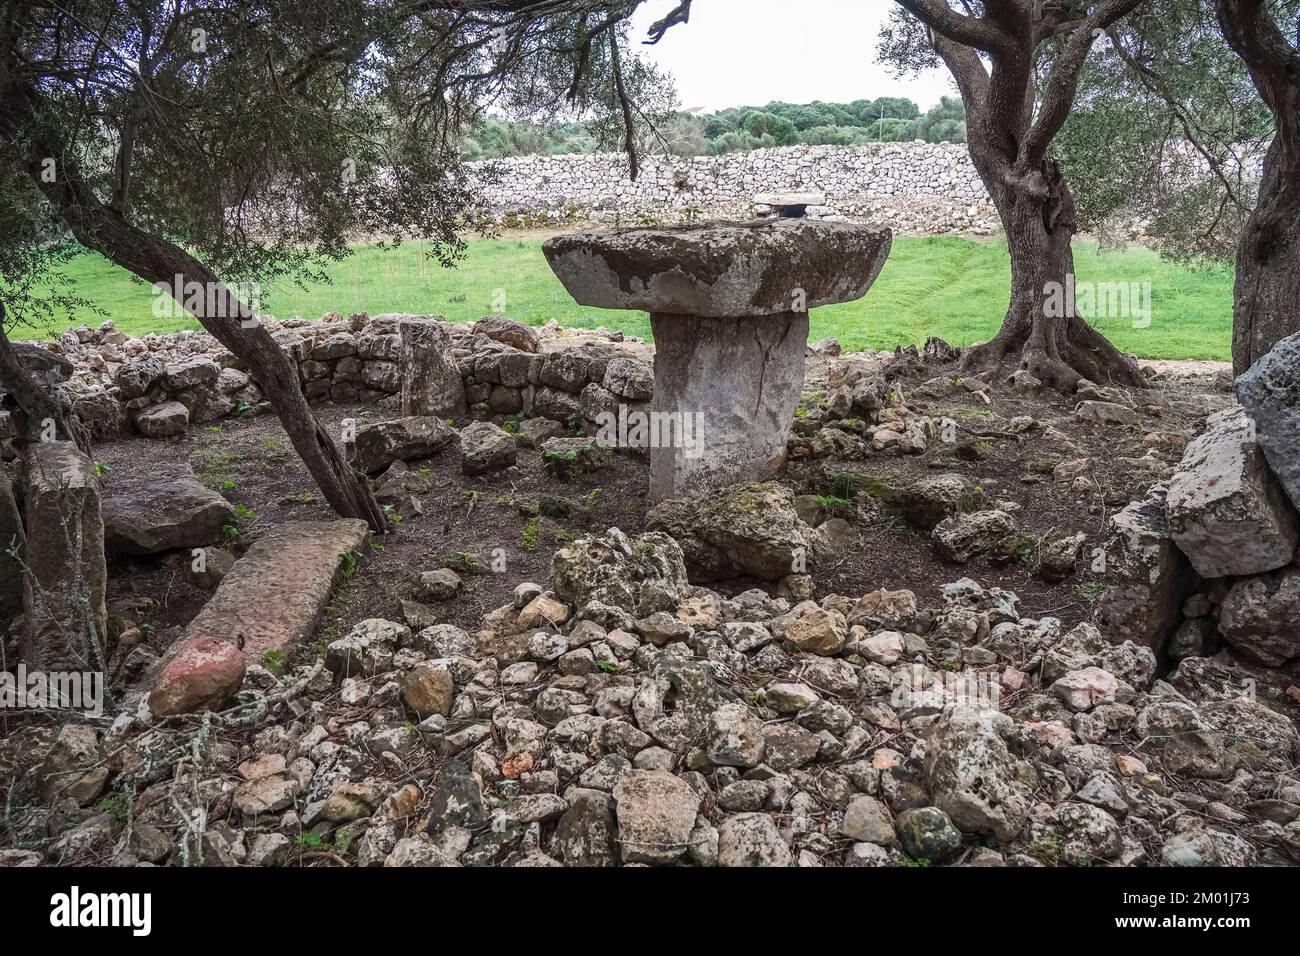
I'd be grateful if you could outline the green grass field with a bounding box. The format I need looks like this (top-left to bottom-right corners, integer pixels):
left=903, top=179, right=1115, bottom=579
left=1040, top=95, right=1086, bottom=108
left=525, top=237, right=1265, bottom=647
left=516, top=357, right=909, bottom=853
left=31, top=235, right=1234, bottom=360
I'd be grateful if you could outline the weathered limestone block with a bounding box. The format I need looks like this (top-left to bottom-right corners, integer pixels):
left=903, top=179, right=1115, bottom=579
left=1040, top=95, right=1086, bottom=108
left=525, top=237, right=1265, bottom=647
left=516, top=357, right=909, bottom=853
left=352, top=416, right=456, bottom=473
left=149, top=520, right=369, bottom=715
left=647, top=482, right=810, bottom=582
left=1094, top=485, right=1196, bottom=654
left=21, top=442, right=108, bottom=671
left=400, top=319, right=466, bottom=418
left=1167, top=408, right=1298, bottom=577
left=1237, top=330, right=1300, bottom=510
left=133, top=400, right=190, bottom=438
left=1218, top=568, right=1300, bottom=666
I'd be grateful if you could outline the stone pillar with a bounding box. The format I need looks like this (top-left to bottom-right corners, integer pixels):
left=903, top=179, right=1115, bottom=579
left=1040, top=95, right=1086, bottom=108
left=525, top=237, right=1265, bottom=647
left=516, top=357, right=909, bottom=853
left=400, top=319, right=467, bottom=418
left=649, top=311, right=809, bottom=502
left=22, top=442, right=108, bottom=672
left=0, top=464, right=24, bottom=637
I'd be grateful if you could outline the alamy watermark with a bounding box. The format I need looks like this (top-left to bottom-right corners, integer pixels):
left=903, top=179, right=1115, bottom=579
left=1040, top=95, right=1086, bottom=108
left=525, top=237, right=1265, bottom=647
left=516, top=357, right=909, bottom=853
left=1044, top=275, right=1151, bottom=329
left=151, top=275, right=262, bottom=326
left=891, top=663, right=1002, bottom=711
left=0, top=665, right=104, bottom=717
left=594, top=405, right=706, bottom=458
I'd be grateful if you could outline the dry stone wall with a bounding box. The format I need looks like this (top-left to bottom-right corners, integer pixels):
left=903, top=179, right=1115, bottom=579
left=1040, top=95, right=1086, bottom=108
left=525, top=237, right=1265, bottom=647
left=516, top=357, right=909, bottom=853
left=1, top=316, right=650, bottom=444
left=469, top=142, right=998, bottom=235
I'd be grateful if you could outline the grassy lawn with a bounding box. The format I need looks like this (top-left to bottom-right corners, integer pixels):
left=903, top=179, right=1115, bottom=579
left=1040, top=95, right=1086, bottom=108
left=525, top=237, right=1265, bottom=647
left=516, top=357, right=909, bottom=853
left=28, top=235, right=1233, bottom=360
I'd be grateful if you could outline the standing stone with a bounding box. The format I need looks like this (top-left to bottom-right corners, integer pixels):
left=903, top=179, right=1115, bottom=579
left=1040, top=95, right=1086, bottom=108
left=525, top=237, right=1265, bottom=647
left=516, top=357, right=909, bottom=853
left=543, top=220, right=891, bottom=502
left=1237, top=330, right=1300, bottom=509
left=0, top=465, right=24, bottom=635
left=1093, top=485, right=1196, bottom=653
left=649, top=310, right=808, bottom=501
left=1166, top=408, right=1298, bottom=577
left=21, top=442, right=108, bottom=671
left=399, top=319, right=466, bottom=418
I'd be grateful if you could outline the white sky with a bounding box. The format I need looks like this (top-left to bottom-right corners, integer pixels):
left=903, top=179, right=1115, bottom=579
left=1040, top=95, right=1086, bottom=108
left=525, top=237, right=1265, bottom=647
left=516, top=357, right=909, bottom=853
left=628, top=0, right=956, bottom=113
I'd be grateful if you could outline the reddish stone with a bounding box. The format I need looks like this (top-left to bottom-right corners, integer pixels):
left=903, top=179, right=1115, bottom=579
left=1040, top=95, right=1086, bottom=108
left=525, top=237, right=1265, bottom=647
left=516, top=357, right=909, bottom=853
left=148, top=636, right=246, bottom=717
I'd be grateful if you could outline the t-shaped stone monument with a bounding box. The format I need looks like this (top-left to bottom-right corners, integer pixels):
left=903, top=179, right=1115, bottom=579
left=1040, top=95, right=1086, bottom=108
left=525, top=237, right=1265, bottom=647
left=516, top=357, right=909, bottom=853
left=543, top=217, right=892, bottom=501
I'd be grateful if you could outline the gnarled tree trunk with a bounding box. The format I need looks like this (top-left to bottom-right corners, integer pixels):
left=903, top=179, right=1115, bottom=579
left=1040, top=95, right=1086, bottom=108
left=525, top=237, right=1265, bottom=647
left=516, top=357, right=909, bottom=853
left=961, top=159, right=1146, bottom=392
left=0, top=103, right=386, bottom=533
left=1227, top=116, right=1300, bottom=376
left=1214, top=0, right=1300, bottom=375
left=894, top=0, right=1151, bottom=395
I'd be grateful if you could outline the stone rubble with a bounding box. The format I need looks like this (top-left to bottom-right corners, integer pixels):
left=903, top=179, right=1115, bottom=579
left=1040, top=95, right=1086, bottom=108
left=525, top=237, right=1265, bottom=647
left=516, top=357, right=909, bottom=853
left=5, top=519, right=1296, bottom=870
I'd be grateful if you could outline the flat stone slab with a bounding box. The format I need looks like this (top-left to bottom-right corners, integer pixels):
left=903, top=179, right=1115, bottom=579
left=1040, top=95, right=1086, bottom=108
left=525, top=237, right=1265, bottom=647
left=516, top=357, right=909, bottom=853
left=149, top=520, right=368, bottom=714
left=1167, top=407, right=1298, bottom=577
left=103, top=464, right=235, bottom=555
left=543, top=219, right=892, bottom=318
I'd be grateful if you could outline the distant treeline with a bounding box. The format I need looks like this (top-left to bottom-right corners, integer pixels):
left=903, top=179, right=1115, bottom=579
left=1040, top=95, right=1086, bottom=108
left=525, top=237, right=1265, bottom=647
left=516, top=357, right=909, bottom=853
left=460, top=96, right=967, bottom=160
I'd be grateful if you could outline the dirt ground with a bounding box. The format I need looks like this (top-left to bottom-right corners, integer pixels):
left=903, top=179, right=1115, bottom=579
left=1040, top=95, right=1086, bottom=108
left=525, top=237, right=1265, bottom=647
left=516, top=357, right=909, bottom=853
left=91, top=348, right=1235, bottom=675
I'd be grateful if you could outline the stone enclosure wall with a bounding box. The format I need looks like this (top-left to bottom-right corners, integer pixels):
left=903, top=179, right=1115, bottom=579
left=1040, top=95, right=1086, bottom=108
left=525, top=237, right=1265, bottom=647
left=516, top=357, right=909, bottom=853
left=2, top=315, right=651, bottom=445
left=469, top=142, right=999, bottom=236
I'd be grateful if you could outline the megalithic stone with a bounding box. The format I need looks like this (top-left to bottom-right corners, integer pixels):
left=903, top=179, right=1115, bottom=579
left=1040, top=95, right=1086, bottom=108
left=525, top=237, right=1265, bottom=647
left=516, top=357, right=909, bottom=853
left=543, top=218, right=892, bottom=502
left=21, top=441, right=108, bottom=672
left=400, top=318, right=467, bottom=418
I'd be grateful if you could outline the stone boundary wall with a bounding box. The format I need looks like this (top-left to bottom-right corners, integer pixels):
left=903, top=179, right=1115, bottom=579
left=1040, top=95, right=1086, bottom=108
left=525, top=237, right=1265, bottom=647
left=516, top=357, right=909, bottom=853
left=1, top=317, right=650, bottom=444
left=468, top=142, right=1000, bottom=236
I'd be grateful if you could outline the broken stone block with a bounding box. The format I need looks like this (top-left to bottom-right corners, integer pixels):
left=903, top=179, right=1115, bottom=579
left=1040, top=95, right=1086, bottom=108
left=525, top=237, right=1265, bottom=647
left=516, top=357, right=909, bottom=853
left=931, top=510, right=1015, bottom=563
left=1093, top=485, right=1196, bottom=654
left=459, top=421, right=517, bottom=475
left=22, top=442, right=108, bottom=671
left=352, top=416, right=456, bottom=473
left=1217, top=567, right=1300, bottom=666
left=1167, top=408, right=1298, bottom=577
left=646, top=481, right=810, bottom=581
left=400, top=319, right=466, bottom=418
left=133, top=400, right=189, bottom=438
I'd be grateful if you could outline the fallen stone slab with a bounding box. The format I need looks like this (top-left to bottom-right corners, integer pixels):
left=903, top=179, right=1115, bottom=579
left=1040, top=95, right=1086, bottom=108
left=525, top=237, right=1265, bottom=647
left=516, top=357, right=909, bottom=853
left=1094, top=484, right=1196, bottom=654
left=1237, top=330, right=1300, bottom=510
left=148, top=519, right=369, bottom=715
left=21, top=442, right=108, bottom=672
left=1167, top=407, right=1298, bottom=577
left=102, top=464, right=235, bottom=555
